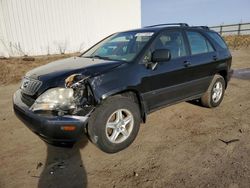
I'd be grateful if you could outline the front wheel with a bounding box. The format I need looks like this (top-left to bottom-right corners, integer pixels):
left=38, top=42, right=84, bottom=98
left=201, top=74, right=225, bottom=108
left=87, top=95, right=141, bottom=153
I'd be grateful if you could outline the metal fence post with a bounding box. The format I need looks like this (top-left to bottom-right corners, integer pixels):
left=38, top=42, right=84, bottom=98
left=238, top=24, right=241, bottom=35
left=220, top=25, right=223, bottom=35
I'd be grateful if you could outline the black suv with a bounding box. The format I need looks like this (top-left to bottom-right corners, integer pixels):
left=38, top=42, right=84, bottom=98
left=13, top=23, right=232, bottom=153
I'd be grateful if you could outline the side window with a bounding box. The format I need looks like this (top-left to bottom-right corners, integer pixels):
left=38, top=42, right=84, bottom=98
left=207, top=32, right=228, bottom=49
left=151, top=31, right=187, bottom=60
left=186, top=31, right=214, bottom=55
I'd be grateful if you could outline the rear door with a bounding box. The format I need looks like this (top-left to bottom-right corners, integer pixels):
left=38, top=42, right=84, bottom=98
left=183, top=30, right=218, bottom=93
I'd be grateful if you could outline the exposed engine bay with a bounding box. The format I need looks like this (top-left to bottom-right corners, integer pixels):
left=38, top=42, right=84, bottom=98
left=64, top=74, right=95, bottom=116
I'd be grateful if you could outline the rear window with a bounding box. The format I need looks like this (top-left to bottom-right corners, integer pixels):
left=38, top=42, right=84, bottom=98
left=207, top=32, right=228, bottom=49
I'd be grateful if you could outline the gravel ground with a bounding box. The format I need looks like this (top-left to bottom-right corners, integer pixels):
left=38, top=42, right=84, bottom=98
left=0, top=49, right=250, bottom=188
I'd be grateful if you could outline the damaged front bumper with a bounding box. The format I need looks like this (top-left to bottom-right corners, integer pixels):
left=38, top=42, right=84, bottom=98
left=13, top=90, right=89, bottom=147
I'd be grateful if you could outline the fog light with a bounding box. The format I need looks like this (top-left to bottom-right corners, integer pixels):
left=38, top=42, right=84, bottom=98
left=61, top=125, right=76, bottom=131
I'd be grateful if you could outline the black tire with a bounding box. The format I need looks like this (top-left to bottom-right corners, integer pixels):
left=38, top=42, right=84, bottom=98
left=87, top=95, right=141, bottom=153
left=201, top=74, right=225, bottom=108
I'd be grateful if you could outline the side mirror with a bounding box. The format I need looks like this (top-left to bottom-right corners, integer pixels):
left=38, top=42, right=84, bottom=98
left=151, top=49, right=171, bottom=63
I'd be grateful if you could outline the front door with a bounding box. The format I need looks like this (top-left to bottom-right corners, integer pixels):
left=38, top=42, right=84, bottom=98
left=141, top=29, right=193, bottom=111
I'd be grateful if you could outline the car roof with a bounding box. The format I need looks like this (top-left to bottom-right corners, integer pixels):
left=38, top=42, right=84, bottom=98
left=122, top=23, right=214, bottom=34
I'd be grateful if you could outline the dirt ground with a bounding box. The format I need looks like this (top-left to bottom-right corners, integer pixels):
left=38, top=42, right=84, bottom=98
left=0, top=49, right=250, bottom=188
left=0, top=54, right=77, bottom=85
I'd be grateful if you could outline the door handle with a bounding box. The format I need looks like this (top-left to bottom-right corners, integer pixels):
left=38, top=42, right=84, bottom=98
left=184, top=61, right=191, bottom=67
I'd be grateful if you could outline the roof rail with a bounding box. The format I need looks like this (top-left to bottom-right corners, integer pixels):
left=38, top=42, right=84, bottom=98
left=191, top=26, right=210, bottom=30
left=144, top=23, right=189, bottom=28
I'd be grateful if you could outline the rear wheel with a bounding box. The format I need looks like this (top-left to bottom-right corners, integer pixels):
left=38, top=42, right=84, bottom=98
left=201, top=74, right=225, bottom=108
left=88, top=95, right=140, bottom=153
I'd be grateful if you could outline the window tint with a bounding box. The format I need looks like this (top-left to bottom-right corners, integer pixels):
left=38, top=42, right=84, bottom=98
left=187, top=31, right=214, bottom=55
left=152, top=31, right=187, bottom=59
left=207, top=40, right=214, bottom=52
left=207, top=32, right=228, bottom=49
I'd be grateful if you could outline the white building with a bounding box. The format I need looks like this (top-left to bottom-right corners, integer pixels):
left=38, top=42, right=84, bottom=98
left=0, top=0, right=141, bottom=57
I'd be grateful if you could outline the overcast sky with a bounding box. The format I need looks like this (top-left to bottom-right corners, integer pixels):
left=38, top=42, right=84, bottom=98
left=141, top=0, right=250, bottom=26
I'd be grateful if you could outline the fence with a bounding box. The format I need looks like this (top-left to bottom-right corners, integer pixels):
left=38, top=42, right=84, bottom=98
left=209, top=23, right=250, bottom=35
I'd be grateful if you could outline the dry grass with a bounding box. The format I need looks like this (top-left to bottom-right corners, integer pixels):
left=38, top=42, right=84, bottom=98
left=223, top=35, right=250, bottom=49
left=0, top=54, right=78, bottom=85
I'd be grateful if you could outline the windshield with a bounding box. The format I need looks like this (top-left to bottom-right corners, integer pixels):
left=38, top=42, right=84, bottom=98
left=82, top=31, right=155, bottom=62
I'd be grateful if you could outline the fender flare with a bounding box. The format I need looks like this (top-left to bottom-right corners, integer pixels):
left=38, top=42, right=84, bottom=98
left=91, top=86, right=148, bottom=123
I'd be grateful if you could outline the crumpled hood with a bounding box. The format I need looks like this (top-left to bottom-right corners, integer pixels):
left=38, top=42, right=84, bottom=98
left=26, top=57, right=124, bottom=83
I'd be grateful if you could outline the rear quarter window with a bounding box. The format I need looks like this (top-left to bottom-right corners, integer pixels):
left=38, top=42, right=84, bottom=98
left=207, top=32, right=228, bottom=49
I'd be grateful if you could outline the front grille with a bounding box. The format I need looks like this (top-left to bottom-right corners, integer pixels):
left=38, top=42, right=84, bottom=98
left=21, top=77, right=42, bottom=96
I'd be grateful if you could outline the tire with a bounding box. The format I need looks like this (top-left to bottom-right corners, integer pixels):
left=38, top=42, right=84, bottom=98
left=87, top=95, right=141, bottom=153
left=201, top=74, right=225, bottom=108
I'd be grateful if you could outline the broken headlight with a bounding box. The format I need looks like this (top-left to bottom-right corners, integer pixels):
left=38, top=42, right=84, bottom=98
left=30, top=88, right=76, bottom=112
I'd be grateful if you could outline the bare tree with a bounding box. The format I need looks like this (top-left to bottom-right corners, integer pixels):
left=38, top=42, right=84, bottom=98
left=54, top=40, right=68, bottom=54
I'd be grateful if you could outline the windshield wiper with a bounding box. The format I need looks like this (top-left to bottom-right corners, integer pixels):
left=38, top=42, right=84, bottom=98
left=85, top=55, right=112, bottom=60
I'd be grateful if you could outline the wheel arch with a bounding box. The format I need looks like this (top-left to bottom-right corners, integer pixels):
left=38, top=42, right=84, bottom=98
left=102, top=89, right=147, bottom=123
left=217, top=69, right=228, bottom=88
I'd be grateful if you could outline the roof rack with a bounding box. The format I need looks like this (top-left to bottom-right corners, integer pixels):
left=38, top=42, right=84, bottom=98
left=144, top=23, right=189, bottom=28
left=191, top=26, right=210, bottom=30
